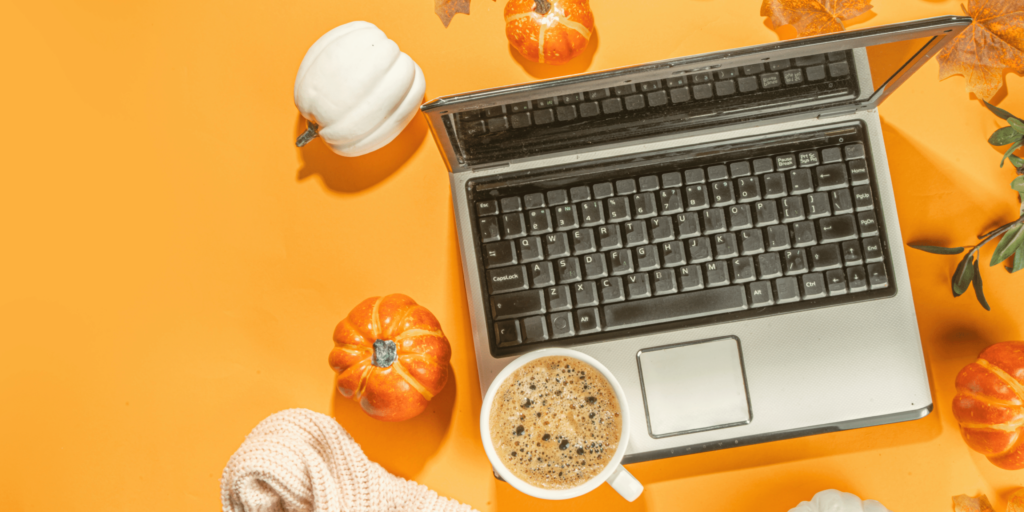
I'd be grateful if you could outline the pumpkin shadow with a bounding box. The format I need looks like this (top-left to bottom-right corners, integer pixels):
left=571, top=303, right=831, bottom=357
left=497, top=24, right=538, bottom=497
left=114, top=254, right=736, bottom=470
left=330, top=369, right=457, bottom=479
left=295, top=111, right=428, bottom=194
left=509, top=29, right=600, bottom=80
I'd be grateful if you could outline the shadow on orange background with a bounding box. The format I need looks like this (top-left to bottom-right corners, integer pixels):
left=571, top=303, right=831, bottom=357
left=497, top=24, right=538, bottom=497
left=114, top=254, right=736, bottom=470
left=295, top=112, right=429, bottom=194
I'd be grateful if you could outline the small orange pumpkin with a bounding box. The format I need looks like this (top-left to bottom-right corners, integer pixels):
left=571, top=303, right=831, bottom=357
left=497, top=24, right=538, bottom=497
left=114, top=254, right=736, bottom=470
left=953, top=341, right=1024, bottom=469
left=505, top=0, right=595, bottom=65
left=328, top=294, right=451, bottom=421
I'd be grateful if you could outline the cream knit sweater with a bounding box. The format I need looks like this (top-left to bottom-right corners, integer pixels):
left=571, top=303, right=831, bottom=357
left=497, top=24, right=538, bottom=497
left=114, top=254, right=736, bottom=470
left=221, top=409, right=478, bottom=512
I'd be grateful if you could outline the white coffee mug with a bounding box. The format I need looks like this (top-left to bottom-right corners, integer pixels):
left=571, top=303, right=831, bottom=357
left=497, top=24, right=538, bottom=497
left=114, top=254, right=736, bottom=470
left=479, top=348, right=644, bottom=501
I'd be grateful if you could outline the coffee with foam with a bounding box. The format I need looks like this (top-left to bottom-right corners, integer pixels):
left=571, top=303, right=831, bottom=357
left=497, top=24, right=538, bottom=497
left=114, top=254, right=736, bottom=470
left=488, top=356, right=621, bottom=490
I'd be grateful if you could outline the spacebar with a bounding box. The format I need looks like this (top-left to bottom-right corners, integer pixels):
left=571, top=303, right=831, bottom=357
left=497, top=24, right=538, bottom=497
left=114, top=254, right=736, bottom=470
left=603, top=286, right=748, bottom=331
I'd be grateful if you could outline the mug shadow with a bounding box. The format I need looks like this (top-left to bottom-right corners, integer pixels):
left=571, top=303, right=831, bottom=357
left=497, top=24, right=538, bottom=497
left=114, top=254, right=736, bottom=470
left=509, top=29, right=600, bottom=80
left=493, top=476, right=649, bottom=512
left=295, top=112, right=428, bottom=194
left=330, top=369, right=457, bottom=479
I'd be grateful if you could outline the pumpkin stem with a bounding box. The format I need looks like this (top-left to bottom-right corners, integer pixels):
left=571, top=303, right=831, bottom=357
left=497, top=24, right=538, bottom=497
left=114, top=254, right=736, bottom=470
left=295, top=120, right=319, bottom=147
left=372, top=339, right=398, bottom=368
left=534, top=0, right=552, bottom=15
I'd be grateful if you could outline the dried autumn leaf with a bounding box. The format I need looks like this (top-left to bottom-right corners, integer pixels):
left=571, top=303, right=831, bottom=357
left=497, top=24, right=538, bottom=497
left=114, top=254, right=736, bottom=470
left=953, top=494, right=996, bottom=512
left=760, top=0, right=874, bottom=37
left=435, top=0, right=471, bottom=28
left=937, top=1, right=1024, bottom=101
left=1008, top=488, right=1024, bottom=512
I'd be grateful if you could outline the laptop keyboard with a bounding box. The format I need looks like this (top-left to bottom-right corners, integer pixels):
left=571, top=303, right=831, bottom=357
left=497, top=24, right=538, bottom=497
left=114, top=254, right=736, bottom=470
left=470, top=124, right=894, bottom=356
left=452, top=51, right=858, bottom=166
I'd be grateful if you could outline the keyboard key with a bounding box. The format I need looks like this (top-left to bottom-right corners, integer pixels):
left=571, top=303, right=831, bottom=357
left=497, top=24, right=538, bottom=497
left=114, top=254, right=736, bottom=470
left=556, top=105, right=577, bottom=122
left=707, top=165, right=730, bottom=182
left=829, top=61, right=850, bottom=77
left=615, top=179, right=638, bottom=195
left=588, top=89, right=611, bottom=101
left=670, top=87, right=692, bottom=103
left=743, top=63, right=766, bottom=75
left=519, top=236, right=544, bottom=263
left=766, top=224, right=791, bottom=251
left=821, top=147, right=843, bottom=164
left=533, top=109, right=555, bottom=125
left=775, top=277, right=801, bottom=304
left=798, top=151, right=819, bottom=168
left=624, top=94, right=646, bottom=110
left=632, top=192, right=657, bottom=218
left=489, top=265, right=529, bottom=294
left=857, top=211, right=879, bottom=236
left=501, top=197, right=522, bottom=212
left=554, top=204, right=580, bottom=230
left=529, top=261, right=555, bottom=288
left=867, top=262, right=888, bottom=289
left=547, top=189, right=569, bottom=205
left=556, top=257, right=582, bottom=283
left=715, top=80, right=737, bottom=96
left=484, top=240, right=517, bottom=268
left=574, top=280, right=600, bottom=306
left=607, top=196, right=631, bottom=222
left=624, top=221, right=648, bottom=247
left=483, top=106, right=505, bottom=117
left=754, top=200, right=780, bottom=226
left=679, top=264, right=705, bottom=290
left=852, top=185, right=874, bottom=211
left=789, top=168, right=815, bottom=194
left=783, top=248, right=808, bottom=275
left=559, top=92, right=584, bottom=104
left=549, top=311, right=575, bottom=339
left=603, top=285, right=748, bottom=330
left=749, top=281, right=774, bottom=307
left=543, top=232, right=570, bottom=258
left=706, top=261, right=731, bottom=287
left=582, top=253, right=608, bottom=279
left=522, top=315, right=549, bottom=343
left=808, top=65, right=827, bottom=82
left=841, top=239, right=863, bottom=266
left=599, top=277, right=625, bottom=303
left=753, top=158, right=774, bottom=174
left=528, top=208, right=552, bottom=234
left=570, top=186, right=591, bottom=202
left=777, top=155, right=797, bottom=172
left=791, top=220, right=817, bottom=247
left=795, top=54, right=826, bottom=66
left=806, top=192, right=831, bottom=219
left=688, top=237, right=713, bottom=263
left=571, top=228, right=597, bottom=254
left=740, top=229, right=765, bottom=255
left=800, top=273, right=827, bottom=299
left=492, top=289, right=545, bottom=319
left=614, top=84, right=637, bottom=96
left=576, top=308, right=602, bottom=335
left=579, top=200, right=605, bottom=226
left=640, top=80, right=663, bottom=92
left=732, top=256, right=756, bottom=283
left=736, top=177, right=761, bottom=202
left=825, top=269, right=847, bottom=296
left=659, top=188, right=684, bottom=214
left=547, top=285, right=572, bottom=312
left=783, top=68, right=804, bottom=86
left=847, top=265, right=868, bottom=293
left=693, top=83, right=714, bottom=100
left=593, top=182, right=615, bottom=199
left=830, top=189, right=854, bottom=214
left=780, top=196, right=805, bottom=223
left=495, top=320, right=522, bottom=346
left=703, top=208, right=727, bottom=234
left=815, top=163, right=848, bottom=191
left=675, top=212, right=701, bottom=238
left=644, top=267, right=672, bottom=296
left=728, top=204, right=753, bottom=230
left=661, top=240, right=687, bottom=267
left=480, top=217, right=501, bottom=243
left=524, top=193, right=546, bottom=209
left=711, top=180, right=736, bottom=206
left=602, top=97, right=623, bottom=114
left=684, top=168, right=705, bottom=184
left=597, top=224, right=623, bottom=250
left=477, top=200, right=499, bottom=216
left=810, top=244, right=842, bottom=271
left=848, top=159, right=869, bottom=185
left=636, top=245, right=661, bottom=271
left=713, top=232, right=739, bottom=259
left=763, top=173, right=788, bottom=198
left=769, top=60, right=792, bottom=71
left=758, top=252, right=783, bottom=279
left=649, top=216, right=674, bottom=242
left=730, top=161, right=753, bottom=178
left=510, top=112, right=531, bottom=129
left=533, top=97, right=557, bottom=109
left=579, top=101, right=601, bottom=117
left=738, top=75, right=759, bottom=93
left=609, top=249, right=634, bottom=275
left=487, top=116, right=510, bottom=132
left=828, top=51, right=848, bottom=62
left=686, top=184, right=710, bottom=210
left=662, top=172, right=683, bottom=188
left=862, top=237, right=883, bottom=263
left=818, top=214, right=858, bottom=243
left=761, top=72, right=782, bottom=89
left=626, top=273, right=652, bottom=299
left=665, top=76, right=687, bottom=88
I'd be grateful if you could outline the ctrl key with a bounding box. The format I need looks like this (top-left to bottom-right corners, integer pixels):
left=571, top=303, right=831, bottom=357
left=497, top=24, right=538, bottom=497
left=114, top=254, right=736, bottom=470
left=494, top=320, right=521, bottom=347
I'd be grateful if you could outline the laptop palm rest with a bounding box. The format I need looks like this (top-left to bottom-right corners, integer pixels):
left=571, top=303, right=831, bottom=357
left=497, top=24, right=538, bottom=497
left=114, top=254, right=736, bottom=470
left=637, top=336, right=752, bottom=438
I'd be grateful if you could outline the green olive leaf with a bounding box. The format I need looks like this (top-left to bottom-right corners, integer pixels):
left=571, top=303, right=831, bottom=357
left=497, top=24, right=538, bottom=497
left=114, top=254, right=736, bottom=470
left=953, top=253, right=975, bottom=297
left=985, top=100, right=1018, bottom=121
left=972, top=258, right=991, bottom=311
left=990, top=126, right=1020, bottom=146
left=990, top=223, right=1024, bottom=266
left=1010, top=117, right=1024, bottom=135
left=1009, top=244, right=1024, bottom=273
left=1011, top=155, right=1024, bottom=168
left=1003, top=141, right=1024, bottom=167
left=1013, top=175, right=1024, bottom=194
left=908, top=244, right=965, bottom=255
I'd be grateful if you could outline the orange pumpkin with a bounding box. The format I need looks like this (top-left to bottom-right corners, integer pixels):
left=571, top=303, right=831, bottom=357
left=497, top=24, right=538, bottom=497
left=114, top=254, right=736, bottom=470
left=505, top=0, right=594, bottom=65
left=328, top=294, right=451, bottom=421
left=953, top=341, right=1024, bottom=469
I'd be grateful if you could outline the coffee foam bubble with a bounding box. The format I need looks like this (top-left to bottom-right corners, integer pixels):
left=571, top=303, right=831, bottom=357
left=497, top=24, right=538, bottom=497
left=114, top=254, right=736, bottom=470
left=489, top=356, right=621, bottom=490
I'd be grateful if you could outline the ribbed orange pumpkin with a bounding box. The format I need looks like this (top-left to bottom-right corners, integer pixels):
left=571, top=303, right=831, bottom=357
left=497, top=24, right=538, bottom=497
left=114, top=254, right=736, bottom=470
left=328, top=294, right=451, bottom=421
left=505, top=0, right=594, bottom=65
left=953, top=341, right=1024, bottom=469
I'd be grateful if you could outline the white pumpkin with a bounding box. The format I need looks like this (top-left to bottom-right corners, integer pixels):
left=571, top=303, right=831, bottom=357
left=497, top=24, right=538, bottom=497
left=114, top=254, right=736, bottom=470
left=789, top=490, right=892, bottom=512
left=293, top=21, right=426, bottom=157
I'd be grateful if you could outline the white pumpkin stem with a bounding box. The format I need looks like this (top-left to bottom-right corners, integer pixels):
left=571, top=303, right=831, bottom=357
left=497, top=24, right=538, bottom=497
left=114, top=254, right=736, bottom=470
left=534, top=0, right=552, bottom=15
left=295, top=121, right=320, bottom=147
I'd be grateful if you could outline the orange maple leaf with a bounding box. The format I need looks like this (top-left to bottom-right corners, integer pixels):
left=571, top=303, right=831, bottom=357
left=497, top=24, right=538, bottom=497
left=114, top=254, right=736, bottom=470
left=760, top=0, right=874, bottom=37
left=952, top=494, right=996, bottom=512
left=937, top=1, right=1024, bottom=101
left=435, top=0, right=471, bottom=27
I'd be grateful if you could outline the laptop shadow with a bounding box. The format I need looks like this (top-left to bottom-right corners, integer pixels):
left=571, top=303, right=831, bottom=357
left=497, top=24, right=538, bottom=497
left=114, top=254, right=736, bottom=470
left=295, top=112, right=428, bottom=194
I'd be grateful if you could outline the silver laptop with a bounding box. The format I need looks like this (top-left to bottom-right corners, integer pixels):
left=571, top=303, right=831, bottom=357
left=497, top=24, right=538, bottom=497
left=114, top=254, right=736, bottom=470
left=421, top=16, right=969, bottom=463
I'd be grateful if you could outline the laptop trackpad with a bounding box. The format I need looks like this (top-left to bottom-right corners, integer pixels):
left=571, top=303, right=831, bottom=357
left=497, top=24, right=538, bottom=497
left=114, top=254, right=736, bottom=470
left=638, top=336, right=752, bottom=438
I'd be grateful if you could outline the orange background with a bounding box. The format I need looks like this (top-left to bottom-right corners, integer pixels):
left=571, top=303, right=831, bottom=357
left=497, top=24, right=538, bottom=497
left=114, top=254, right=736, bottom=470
left=2, top=1, right=1023, bottom=511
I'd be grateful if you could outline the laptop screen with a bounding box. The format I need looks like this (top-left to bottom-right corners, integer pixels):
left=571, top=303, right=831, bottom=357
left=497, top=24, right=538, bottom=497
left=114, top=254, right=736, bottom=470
left=422, top=17, right=968, bottom=171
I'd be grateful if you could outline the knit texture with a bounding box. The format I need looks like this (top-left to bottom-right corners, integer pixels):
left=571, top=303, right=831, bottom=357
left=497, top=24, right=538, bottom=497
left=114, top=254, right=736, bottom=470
left=221, top=409, right=478, bottom=512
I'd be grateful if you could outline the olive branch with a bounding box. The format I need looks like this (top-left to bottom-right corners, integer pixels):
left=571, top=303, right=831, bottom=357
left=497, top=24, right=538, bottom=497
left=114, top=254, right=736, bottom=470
left=908, top=101, right=1024, bottom=311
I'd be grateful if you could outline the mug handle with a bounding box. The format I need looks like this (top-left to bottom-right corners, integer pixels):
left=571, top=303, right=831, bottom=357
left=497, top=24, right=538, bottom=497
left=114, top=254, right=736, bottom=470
left=607, top=465, right=643, bottom=502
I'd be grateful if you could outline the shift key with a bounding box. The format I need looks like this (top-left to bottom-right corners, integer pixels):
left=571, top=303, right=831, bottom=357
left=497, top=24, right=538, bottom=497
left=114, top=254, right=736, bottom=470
left=492, top=289, right=546, bottom=320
